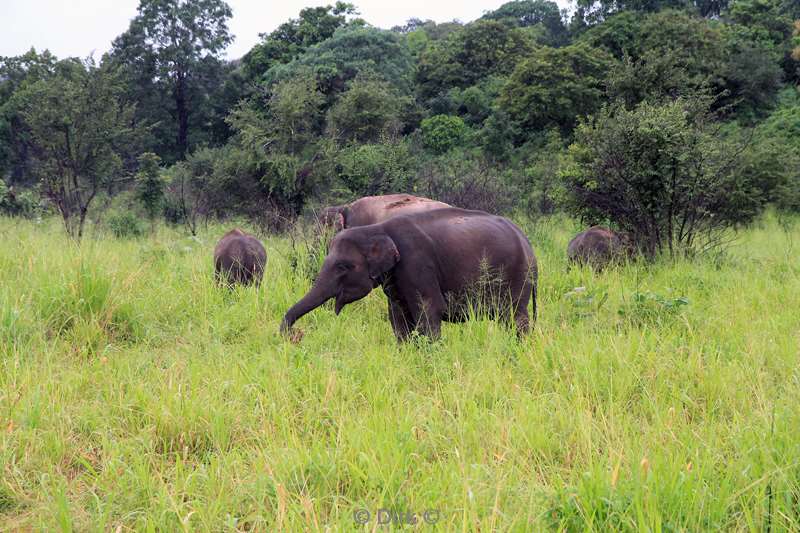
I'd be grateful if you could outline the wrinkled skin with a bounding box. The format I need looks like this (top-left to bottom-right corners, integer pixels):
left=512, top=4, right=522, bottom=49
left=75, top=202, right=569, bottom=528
left=214, top=228, right=267, bottom=287
left=318, top=194, right=451, bottom=231
left=283, top=208, right=538, bottom=341
left=567, top=226, right=629, bottom=269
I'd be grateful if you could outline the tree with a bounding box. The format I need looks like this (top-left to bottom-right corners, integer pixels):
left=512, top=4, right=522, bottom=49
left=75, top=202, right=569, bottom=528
left=499, top=43, right=613, bottom=137
left=326, top=75, right=403, bottom=143
left=226, top=73, right=327, bottom=215
left=562, top=98, right=773, bottom=258
left=109, top=0, right=233, bottom=160
left=571, top=0, right=724, bottom=25
left=15, top=62, right=137, bottom=239
left=482, top=0, right=568, bottom=45
left=135, top=152, right=164, bottom=228
left=266, top=26, right=414, bottom=96
left=0, top=49, right=61, bottom=184
left=242, top=2, right=358, bottom=83
left=421, top=115, right=468, bottom=154
left=416, top=20, right=534, bottom=100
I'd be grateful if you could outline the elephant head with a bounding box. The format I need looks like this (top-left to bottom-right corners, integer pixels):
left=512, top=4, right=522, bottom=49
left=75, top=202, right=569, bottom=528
left=281, top=228, right=399, bottom=333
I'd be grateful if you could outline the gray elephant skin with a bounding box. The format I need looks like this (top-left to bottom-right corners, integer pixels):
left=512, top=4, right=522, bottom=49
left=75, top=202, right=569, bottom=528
left=282, top=208, right=538, bottom=340
left=214, top=228, right=267, bottom=286
left=567, top=226, right=627, bottom=269
left=319, top=194, right=451, bottom=230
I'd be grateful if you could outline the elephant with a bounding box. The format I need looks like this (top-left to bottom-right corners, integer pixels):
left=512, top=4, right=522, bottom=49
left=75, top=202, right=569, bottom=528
left=318, top=194, right=451, bottom=231
left=213, top=228, right=267, bottom=286
left=282, top=208, right=538, bottom=340
left=567, top=226, right=629, bottom=269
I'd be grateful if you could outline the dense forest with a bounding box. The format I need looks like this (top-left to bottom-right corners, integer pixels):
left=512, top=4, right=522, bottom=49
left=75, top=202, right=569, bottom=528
left=2, top=0, right=800, bottom=255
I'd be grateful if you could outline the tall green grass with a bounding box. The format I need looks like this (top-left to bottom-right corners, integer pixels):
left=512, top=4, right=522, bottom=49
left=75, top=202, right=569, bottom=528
left=0, top=215, right=798, bottom=531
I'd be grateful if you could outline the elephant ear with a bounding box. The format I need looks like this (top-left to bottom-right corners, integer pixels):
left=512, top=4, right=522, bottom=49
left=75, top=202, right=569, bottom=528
left=364, top=233, right=399, bottom=280
left=336, top=206, right=348, bottom=231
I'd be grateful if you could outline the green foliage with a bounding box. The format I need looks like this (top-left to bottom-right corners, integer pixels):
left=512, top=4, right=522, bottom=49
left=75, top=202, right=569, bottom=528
left=242, top=2, right=358, bottom=82
left=0, top=179, right=41, bottom=217
left=586, top=10, right=785, bottom=116
left=333, top=140, right=412, bottom=196
left=108, top=0, right=234, bottom=159
left=13, top=61, right=137, bottom=238
left=562, top=97, right=775, bottom=257
left=0, top=49, right=61, bottom=184
left=416, top=20, right=534, bottom=101
left=417, top=151, right=519, bottom=213
left=266, top=26, right=414, bottom=96
left=482, top=0, right=568, bottom=45
left=231, top=71, right=325, bottom=155
left=107, top=210, right=146, bottom=238
left=135, top=152, right=165, bottom=223
left=618, top=291, right=689, bottom=326
left=448, top=76, right=506, bottom=126
left=326, top=75, right=403, bottom=143
left=420, top=114, right=467, bottom=154
left=499, top=43, right=613, bottom=137
left=748, top=92, right=800, bottom=212
left=521, top=130, right=567, bottom=214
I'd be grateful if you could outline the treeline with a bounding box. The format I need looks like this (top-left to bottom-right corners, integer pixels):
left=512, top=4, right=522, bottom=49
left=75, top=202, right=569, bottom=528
left=1, top=0, right=800, bottom=255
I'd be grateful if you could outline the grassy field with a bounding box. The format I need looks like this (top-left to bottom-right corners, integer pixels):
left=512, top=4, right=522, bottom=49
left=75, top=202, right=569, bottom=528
left=0, top=214, right=799, bottom=531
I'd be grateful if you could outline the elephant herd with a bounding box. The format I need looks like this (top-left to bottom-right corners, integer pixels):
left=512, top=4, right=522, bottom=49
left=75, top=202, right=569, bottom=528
left=213, top=194, right=629, bottom=341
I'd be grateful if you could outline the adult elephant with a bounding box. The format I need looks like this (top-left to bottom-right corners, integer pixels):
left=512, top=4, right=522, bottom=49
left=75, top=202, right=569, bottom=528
left=567, top=226, right=629, bottom=269
left=214, top=228, right=267, bottom=286
left=319, top=194, right=451, bottom=230
left=282, top=208, right=537, bottom=340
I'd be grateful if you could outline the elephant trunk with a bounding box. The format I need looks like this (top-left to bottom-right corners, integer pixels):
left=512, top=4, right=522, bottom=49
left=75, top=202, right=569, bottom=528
left=280, top=278, right=336, bottom=334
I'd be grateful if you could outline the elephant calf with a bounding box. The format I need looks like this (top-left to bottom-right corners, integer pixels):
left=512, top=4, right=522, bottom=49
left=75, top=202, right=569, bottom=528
left=214, top=228, right=267, bottom=287
left=283, top=208, right=538, bottom=340
left=319, top=194, right=451, bottom=231
left=567, top=226, right=628, bottom=269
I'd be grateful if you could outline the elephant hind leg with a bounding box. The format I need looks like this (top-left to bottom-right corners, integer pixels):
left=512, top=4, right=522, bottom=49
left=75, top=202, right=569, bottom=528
left=512, top=281, right=534, bottom=337
left=514, top=309, right=530, bottom=336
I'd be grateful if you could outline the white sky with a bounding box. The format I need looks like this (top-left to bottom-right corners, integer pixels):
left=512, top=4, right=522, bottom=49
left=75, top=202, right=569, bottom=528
left=0, top=0, right=571, bottom=61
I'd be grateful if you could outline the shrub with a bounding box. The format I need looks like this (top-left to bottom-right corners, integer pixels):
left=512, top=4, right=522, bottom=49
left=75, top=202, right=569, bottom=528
left=0, top=180, right=42, bottom=218
left=107, top=210, right=146, bottom=239
left=334, top=141, right=413, bottom=196
left=417, top=153, right=518, bottom=214
left=135, top=152, right=165, bottom=225
left=421, top=114, right=467, bottom=154
left=562, top=97, right=775, bottom=258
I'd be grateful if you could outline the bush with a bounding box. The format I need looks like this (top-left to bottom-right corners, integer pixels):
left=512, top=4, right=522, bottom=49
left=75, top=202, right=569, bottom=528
left=334, top=141, right=413, bottom=196
left=0, top=180, right=42, bottom=218
left=326, top=75, right=403, bottom=143
left=107, top=210, right=146, bottom=239
left=417, top=152, right=518, bottom=214
left=562, top=97, right=775, bottom=258
left=421, top=114, right=467, bottom=154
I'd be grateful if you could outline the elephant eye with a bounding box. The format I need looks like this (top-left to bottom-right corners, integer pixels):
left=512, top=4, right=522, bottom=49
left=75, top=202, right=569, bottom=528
left=335, top=262, right=351, bottom=272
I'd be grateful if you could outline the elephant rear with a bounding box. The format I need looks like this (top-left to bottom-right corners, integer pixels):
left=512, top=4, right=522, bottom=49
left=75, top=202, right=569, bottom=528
left=391, top=208, right=538, bottom=333
left=214, top=230, right=267, bottom=287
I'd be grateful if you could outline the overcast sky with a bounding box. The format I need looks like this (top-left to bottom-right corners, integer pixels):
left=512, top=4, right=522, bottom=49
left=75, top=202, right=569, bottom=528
left=0, top=0, right=570, bottom=61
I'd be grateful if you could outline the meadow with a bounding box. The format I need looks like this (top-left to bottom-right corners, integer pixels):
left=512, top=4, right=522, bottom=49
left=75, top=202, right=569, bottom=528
left=0, top=214, right=799, bottom=531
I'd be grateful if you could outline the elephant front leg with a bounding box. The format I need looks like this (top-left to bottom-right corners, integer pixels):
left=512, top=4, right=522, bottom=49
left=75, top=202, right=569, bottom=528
left=387, top=299, right=413, bottom=341
left=410, top=293, right=445, bottom=341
